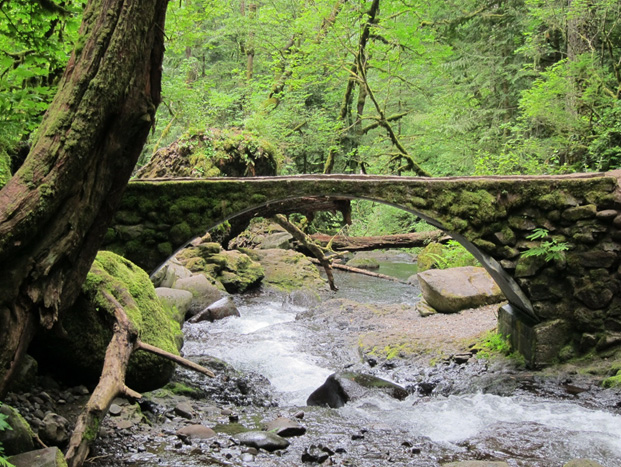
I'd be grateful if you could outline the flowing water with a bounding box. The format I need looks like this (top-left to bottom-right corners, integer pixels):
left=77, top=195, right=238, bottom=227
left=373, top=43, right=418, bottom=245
left=179, top=263, right=621, bottom=467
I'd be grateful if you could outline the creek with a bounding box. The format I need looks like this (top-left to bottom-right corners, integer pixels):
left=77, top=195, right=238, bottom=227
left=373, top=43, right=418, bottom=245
left=90, top=260, right=621, bottom=467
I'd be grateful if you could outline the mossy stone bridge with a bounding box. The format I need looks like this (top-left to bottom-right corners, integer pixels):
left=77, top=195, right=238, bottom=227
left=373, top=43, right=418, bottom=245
left=104, top=173, right=621, bottom=367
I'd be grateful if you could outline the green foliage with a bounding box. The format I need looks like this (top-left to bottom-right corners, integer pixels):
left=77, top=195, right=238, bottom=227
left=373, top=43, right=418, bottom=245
left=522, top=228, right=569, bottom=262
left=475, top=331, right=516, bottom=361
left=0, top=0, right=80, bottom=160
left=0, top=403, right=14, bottom=467
left=346, top=201, right=423, bottom=237
left=418, top=240, right=479, bottom=271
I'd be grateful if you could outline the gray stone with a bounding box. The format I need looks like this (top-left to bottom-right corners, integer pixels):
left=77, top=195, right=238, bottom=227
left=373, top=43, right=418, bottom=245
left=416, top=299, right=437, bottom=317
left=38, top=413, right=70, bottom=447
left=263, top=417, right=306, bottom=437
left=417, top=266, right=505, bottom=314
left=108, top=404, right=122, bottom=416
left=155, top=287, right=193, bottom=323
left=307, top=372, right=408, bottom=408
left=0, top=404, right=34, bottom=455
left=174, top=402, right=194, bottom=420
left=189, top=296, right=240, bottom=323
left=176, top=424, right=216, bottom=440
left=158, top=261, right=193, bottom=288
left=234, top=431, right=290, bottom=452
left=284, top=289, right=320, bottom=308
left=562, top=204, right=597, bottom=221
left=258, top=231, right=293, bottom=249
left=8, top=447, right=68, bottom=467
left=174, top=274, right=223, bottom=317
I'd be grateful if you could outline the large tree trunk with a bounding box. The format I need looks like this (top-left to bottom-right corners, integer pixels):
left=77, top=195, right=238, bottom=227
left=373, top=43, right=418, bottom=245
left=0, top=0, right=168, bottom=397
left=309, top=230, right=449, bottom=251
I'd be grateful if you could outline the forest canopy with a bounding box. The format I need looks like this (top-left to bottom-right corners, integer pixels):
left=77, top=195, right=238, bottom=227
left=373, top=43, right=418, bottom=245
left=2, top=0, right=621, bottom=185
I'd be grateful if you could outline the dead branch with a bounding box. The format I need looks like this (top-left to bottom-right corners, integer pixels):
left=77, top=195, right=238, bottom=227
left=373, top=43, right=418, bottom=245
left=310, top=230, right=449, bottom=251
left=271, top=214, right=339, bottom=291
left=309, top=258, right=409, bottom=284
left=65, top=291, right=214, bottom=467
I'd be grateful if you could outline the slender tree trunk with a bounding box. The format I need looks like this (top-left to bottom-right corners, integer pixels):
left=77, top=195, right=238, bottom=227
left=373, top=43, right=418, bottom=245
left=0, top=0, right=168, bottom=397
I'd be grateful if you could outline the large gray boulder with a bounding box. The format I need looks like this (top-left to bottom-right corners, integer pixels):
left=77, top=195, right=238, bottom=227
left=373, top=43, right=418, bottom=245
left=173, top=274, right=224, bottom=318
left=0, top=404, right=34, bottom=455
left=155, top=287, right=193, bottom=324
left=306, top=372, right=408, bottom=408
left=417, top=266, right=505, bottom=314
left=8, top=447, right=68, bottom=467
left=153, top=260, right=193, bottom=288
left=189, top=297, right=240, bottom=323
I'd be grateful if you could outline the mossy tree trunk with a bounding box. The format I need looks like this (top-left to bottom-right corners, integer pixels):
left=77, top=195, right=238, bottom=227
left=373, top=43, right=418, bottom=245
left=0, top=0, right=169, bottom=397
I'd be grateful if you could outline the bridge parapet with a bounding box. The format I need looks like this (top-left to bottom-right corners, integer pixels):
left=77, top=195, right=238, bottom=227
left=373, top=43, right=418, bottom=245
left=104, top=173, right=621, bottom=366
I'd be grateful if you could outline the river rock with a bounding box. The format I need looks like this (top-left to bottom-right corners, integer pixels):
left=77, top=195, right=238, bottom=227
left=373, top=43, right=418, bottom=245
left=306, top=372, right=408, bottom=408
left=8, top=446, right=68, bottom=467
left=176, top=424, right=216, bottom=440
left=250, top=249, right=327, bottom=293
left=0, top=404, right=34, bottom=455
left=38, top=413, right=70, bottom=447
left=155, top=287, right=193, bottom=323
left=346, top=256, right=380, bottom=270
left=189, top=296, right=240, bottom=323
left=154, top=260, right=193, bottom=288
left=234, top=431, right=290, bottom=452
left=417, top=266, right=505, bottom=313
left=173, top=275, right=224, bottom=317
left=416, top=299, right=437, bottom=317
left=263, top=417, right=306, bottom=437
left=174, top=402, right=194, bottom=419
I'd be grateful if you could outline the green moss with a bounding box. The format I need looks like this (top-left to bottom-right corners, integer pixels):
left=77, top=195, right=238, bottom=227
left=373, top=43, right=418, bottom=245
left=602, top=371, right=621, bottom=388
left=163, top=382, right=201, bottom=397
left=169, top=221, right=192, bottom=245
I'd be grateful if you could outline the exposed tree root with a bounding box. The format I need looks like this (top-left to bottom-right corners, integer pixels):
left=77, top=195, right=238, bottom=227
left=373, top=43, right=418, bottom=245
left=64, top=291, right=214, bottom=467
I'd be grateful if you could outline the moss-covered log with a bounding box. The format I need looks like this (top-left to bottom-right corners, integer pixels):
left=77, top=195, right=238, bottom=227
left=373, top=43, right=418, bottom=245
left=0, top=0, right=168, bottom=397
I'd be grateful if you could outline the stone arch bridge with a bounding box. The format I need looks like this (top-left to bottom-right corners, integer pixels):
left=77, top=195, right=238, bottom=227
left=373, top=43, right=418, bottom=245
left=103, top=173, right=621, bottom=367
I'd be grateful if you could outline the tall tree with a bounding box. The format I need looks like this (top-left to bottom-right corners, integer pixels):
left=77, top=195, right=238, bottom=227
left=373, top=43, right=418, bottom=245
left=0, top=0, right=169, bottom=396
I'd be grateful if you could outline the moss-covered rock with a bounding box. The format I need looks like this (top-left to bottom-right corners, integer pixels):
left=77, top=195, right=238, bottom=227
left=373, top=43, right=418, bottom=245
left=0, top=149, right=11, bottom=189
left=135, top=128, right=280, bottom=179
left=31, top=252, right=183, bottom=392
left=0, top=403, right=35, bottom=455
left=247, top=249, right=327, bottom=293
left=346, top=257, right=380, bottom=270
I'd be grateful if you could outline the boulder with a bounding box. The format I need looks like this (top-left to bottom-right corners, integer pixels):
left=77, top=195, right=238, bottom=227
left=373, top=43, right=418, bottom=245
left=173, top=275, right=223, bottom=318
left=563, top=461, right=605, bottom=467
left=38, top=413, right=70, bottom=447
left=346, top=256, right=380, bottom=270
left=176, top=424, right=216, bottom=440
left=0, top=404, right=34, bottom=455
left=189, top=297, right=240, bottom=323
left=234, top=431, right=290, bottom=452
left=177, top=243, right=264, bottom=293
left=417, top=266, right=505, bottom=314
left=306, top=372, right=408, bottom=408
left=29, top=251, right=183, bottom=392
left=155, top=287, right=193, bottom=323
left=248, top=249, right=327, bottom=293
left=6, top=354, right=38, bottom=393
left=262, top=417, right=306, bottom=437
left=153, top=260, right=193, bottom=288
left=8, top=447, right=68, bottom=467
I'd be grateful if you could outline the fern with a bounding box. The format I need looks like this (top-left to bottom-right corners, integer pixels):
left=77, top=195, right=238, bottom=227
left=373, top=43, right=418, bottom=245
left=522, top=228, right=569, bottom=262
left=0, top=403, right=14, bottom=467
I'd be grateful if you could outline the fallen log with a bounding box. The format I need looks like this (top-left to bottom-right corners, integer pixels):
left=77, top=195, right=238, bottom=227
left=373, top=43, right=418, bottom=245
left=64, top=291, right=214, bottom=467
left=310, top=230, right=449, bottom=251
left=309, top=258, right=409, bottom=284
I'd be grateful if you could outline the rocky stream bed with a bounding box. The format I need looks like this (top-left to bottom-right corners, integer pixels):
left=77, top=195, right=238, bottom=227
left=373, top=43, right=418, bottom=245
left=6, top=266, right=621, bottom=467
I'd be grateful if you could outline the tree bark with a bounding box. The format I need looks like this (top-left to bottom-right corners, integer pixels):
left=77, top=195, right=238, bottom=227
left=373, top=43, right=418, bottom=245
left=0, top=0, right=169, bottom=397
left=310, top=230, right=448, bottom=251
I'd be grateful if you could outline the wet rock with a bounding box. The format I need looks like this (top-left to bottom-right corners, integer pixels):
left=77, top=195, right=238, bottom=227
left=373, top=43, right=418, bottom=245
left=263, top=417, right=306, bottom=437
left=306, top=372, right=408, bottom=408
left=301, top=444, right=332, bottom=463
left=417, top=266, right=505, bottom=313
left=174, top=275, right=224, bottom=318
left=155, top=287, right=194, bottom=323
left=234, top=431, right=290, bottom=452
left=189, top=296, right=240, bottom=323
left=0, top=404, right=34, bottom=455
left=8, top=446, right=68, bottom=467
left=38, top=413, right=70, bottom=447
left=176, top=424, right=216, bottom=440
left=174, top=402, right=194, bottom=419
